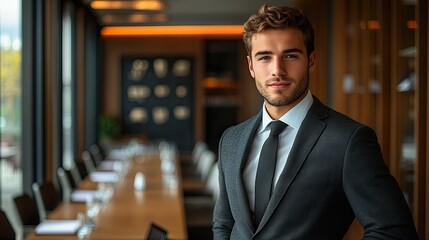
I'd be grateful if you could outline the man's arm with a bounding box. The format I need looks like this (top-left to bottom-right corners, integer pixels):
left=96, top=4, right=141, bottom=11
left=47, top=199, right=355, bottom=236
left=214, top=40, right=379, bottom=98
left=213, top=132, right=234, bottom=239
left=343, top=126, right=418, bottom=239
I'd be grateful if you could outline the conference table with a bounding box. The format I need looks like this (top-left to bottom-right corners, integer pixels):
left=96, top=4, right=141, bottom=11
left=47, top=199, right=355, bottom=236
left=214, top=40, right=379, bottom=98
left=26, top=148, right=188, bottom=240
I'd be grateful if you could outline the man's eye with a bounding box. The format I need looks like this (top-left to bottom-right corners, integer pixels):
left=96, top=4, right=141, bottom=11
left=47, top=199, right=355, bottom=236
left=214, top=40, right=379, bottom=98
left=258, top=56, right=270, bottom=61
left=285, top=55, right=298, bottom=59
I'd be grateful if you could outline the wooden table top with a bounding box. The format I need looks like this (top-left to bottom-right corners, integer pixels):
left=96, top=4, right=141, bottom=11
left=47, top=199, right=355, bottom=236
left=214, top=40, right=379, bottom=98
left=26, top=152, right=188, bottom=240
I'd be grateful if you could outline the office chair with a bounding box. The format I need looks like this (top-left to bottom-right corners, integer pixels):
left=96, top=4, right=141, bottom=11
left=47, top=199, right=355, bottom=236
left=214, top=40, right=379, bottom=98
left=184, top=163, right=218, bottom=240
left=188, top=141, right=208, bottom=166
left=75, top=158, right=89, bottom=179
left=69, top=164, right=83, bottom=188
left=182, top=149, right=216, bottom=192
left=184, top=163, right=219, bottom=209
left=89, top=144, right=104, bottom=166
left=13, top=193, right=40, bottom=238
left=82, top=150, right=96, bottom=173
left=202, top=162, right=219, bottom=201
left=181, top=141, right=208, bottom=176
left=195, top=149, right=216, bottom=182
left=32, top=182, right=61, bottom=220
left=0, top=210, right=16, bottom=240
left=185, top=148, right=216, bottom=181
left=57, top=167, right=73, bottom=201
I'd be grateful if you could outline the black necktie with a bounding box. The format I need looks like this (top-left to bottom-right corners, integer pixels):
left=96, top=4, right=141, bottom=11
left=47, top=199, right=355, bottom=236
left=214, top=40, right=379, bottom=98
left=254, top=120, right=287, bottom=226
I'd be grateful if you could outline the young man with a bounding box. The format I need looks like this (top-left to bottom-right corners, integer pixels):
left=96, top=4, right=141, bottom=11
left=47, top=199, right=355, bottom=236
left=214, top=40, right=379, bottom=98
left=213, top=4, right=418, bottom=239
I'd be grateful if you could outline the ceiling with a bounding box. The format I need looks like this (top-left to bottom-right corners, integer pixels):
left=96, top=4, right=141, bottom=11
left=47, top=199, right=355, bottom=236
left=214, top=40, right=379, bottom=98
left=83, top=0, right=295, bottom=27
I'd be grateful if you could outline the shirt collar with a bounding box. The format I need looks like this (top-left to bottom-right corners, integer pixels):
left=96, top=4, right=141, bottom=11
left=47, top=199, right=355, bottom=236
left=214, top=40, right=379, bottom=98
left=260, top=90, right=313, bottom=133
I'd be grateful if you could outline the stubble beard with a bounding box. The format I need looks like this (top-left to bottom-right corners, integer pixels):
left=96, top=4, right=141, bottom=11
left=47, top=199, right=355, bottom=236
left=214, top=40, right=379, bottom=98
left=257, top=70, right=310, bottom=107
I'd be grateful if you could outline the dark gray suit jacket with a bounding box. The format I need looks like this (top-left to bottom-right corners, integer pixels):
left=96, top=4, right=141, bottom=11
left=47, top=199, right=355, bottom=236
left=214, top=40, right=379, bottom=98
left=213, top=97, right=418, bottom=239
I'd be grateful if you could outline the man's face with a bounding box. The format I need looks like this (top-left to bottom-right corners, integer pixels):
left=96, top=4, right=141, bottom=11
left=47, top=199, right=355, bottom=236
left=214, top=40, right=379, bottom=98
left=247, top=28, right=316, bottom=116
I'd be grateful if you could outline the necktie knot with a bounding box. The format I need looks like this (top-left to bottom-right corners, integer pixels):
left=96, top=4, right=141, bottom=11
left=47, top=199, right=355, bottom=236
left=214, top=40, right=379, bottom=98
left=269, top=121, right=287, bottom=136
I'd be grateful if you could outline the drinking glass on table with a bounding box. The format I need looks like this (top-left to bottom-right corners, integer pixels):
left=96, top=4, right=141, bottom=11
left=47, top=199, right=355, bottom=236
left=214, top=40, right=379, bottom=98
left=160, top=142, right=178, bottom=189
left=85, top=197, right=99, bottom=229
left=77, top=211, right=93, bottom=239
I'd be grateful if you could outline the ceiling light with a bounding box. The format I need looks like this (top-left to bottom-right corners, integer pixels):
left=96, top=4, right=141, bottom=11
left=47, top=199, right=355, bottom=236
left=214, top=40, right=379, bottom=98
left=90, top=1, right=166, bottom=11
left=102, top=14, right=150, bottom=24
left=101, top=25, right=244, bottom=37
left=102, top=13, right=168, bottom=24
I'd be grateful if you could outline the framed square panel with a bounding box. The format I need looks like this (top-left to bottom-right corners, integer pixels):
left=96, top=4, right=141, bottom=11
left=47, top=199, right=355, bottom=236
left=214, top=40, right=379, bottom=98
left=121, top=57, right=194, bottom=151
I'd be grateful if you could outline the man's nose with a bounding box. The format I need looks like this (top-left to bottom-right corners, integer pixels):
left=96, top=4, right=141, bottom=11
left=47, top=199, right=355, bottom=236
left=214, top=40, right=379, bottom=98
left=271, top=58, right=287, bottom=77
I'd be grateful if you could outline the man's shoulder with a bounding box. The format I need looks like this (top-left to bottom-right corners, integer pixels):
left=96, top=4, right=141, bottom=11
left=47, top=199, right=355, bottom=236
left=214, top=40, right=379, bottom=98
left=310, top=97, right=366, bottom=128
left=218, top=113, right=261, bottom=148
left=224, top=113, right=260, bottom=135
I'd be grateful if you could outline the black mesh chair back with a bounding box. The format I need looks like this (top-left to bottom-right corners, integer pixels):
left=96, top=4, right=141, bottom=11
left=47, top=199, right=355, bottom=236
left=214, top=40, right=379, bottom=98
left=0, top=210, right=15, bottom=240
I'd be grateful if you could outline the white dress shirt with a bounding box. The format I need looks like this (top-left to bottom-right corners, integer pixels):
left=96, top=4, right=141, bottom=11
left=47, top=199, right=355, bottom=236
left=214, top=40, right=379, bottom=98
left=243, top=91, right=313, bottom=212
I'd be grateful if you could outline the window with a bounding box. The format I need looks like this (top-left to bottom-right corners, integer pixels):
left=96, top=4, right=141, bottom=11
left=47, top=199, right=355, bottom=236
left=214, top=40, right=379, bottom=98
left=0, top=0, right=22, bottom=220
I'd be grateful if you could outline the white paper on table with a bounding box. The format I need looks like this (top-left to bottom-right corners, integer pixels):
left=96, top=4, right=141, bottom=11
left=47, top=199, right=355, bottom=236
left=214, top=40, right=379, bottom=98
left=89, top=171, right=119, bottom=183
left=97, top=160, right=116, bottom=171
left=35, top=220, right=81, bottom=235
left=70, top=190, right=97, bottom=202
left=106, top=149, right=124, bottom=160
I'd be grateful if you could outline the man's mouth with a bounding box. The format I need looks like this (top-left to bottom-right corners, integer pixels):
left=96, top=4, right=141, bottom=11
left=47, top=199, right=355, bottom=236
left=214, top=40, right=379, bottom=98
left=268, top=81, right=290, bottom=89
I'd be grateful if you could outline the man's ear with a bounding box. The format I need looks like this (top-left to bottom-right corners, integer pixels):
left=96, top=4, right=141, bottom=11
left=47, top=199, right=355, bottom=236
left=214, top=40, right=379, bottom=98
left=308, top=51, right=316, bottom=72
left=247, top=55, right=255, bottom=78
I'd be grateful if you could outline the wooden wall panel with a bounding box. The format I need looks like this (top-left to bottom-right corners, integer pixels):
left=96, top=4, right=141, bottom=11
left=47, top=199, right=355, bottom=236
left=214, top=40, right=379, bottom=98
left=298, top=0, right=427, bottom=238
left=296, top=0, right=328, bottom=104
left=44, top=0, right=61, bottom=182
left=331, top=0, right=348, bottom=113
left=415, top=0, right=427, bottom=236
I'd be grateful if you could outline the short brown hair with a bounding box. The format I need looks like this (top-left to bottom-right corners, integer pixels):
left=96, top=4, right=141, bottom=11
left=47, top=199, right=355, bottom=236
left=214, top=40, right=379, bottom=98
left=243, top=4, right=315, bottom=57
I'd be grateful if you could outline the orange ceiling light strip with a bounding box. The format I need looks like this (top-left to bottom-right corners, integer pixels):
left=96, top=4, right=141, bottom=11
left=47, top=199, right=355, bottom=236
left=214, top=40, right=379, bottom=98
left=102, top=13, right=169, bottom=24
left=90, top=1, right=165, bottom=10
left=101, top=25, right=243, bottom=37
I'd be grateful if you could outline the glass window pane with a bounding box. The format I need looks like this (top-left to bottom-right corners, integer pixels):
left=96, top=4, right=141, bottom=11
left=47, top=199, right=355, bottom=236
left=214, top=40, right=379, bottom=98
left=0, top=0, right=23, bottom=234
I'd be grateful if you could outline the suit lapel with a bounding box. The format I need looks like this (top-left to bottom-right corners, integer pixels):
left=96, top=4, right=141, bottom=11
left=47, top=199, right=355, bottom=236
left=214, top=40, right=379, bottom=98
left=256, top=97, right=328, bottom=232
left=235, top=113, right=262, bottom=233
